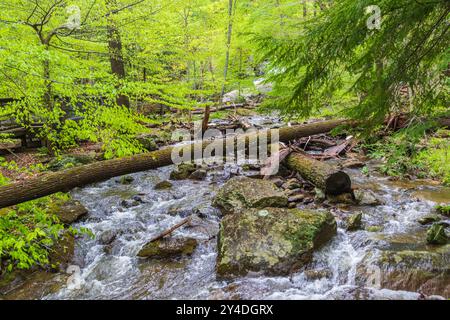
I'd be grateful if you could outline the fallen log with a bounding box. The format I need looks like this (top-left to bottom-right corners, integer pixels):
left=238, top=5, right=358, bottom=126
left=285, top=152, right=352, bottom=196
left=0, top=119, right=353, bottom=209
left=148, top=217, right=191, bottom=243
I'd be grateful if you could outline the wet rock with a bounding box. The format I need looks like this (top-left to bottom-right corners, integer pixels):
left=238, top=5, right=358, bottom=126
left=427, top=223, right=448, bottom=245
left=314, top=188, right=326, bottom=202
left=216, top=208, right=337, bottom=278
left=346, top=212, right=363, bottom=231
left=121, top=199, right=141, bottom=209
left=356, top=247, right=450, bottom=298
left=366, top=225, right=383, bottom=233
left=271, top=178, right=285, bottom=188
left=213, top=177, right=288, bottom=215
left=154, top=180, right=173, bottom=190
left=282, top=179, right=302, bottom=190
left=48, top=233, right=75, bottom=272
left=288, top=194, right=305, bottom=203
left=50, top=200, right=88, bottom=225
left=118, top=175, right=135, bottom=185
left=189, top=169, right=208, bottom=181
left=137, top=238, right=198, bottom=259
left=170, top=163, right=197, bottom=180
left=342, top=159, right=365, bottom=169
left=354, top=189, right=382, bottom=206
left=99, top=230, right=117, bottom=245
left=418, top=215, right=442, bottom=226
left=0, top=271, right=68, bottom=300
left=327, top=193, right=355, bottom=205
left=304, top=269, right=332, bottom=281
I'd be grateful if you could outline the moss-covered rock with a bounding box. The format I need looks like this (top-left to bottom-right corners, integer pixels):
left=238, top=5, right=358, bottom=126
left=48, top=199, right=88, bottom=225
left=154, top=180, right=173, bottom=190
left=356, top=247, right=450, bottom=298
left=213, top=177, right=288, bottom=215
left=418, top=215, right=442, bottom=226
left=346, top=212, right=363, bottom=231
left=216, top=208, right=337, bottom=278
left=137, top=238, right=198, bottom=258
left=170, top=163, right=197, bottom=180
left=118, top=175, right=135, bottom=185
left=354, top=189, right=382, bottom=206
left=427, top=223, right=449, bottom=245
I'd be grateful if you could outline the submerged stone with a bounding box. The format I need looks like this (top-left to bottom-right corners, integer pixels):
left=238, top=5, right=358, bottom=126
left=213, top=176, right=288, bottom=215
left=216, top=208, right=337, bottom=278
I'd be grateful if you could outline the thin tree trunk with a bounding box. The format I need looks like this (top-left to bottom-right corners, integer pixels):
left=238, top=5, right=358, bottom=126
left=220, top=0, right=236, bottom=99
left=106, top=0, right=130, bottom=108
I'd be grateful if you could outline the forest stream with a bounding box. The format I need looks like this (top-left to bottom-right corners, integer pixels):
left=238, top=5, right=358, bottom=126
left=2, top=116, right=449, bottom=301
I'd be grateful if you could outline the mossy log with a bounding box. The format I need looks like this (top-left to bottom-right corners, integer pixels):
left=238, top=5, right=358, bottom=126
left=0, top=119, right=352, bottom=209
left=286, top=152, right=352, bottom=195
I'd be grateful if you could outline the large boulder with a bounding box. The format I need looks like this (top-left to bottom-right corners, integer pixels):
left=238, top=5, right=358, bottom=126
left=217, top=208, right=337, bottom=278
left=356, top=247, right=450, bottom=298
left=213, top=177, right=288, bottom=215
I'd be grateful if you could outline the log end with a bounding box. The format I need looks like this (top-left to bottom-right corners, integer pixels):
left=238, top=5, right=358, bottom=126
left=325, top=171, right=352, bottom=196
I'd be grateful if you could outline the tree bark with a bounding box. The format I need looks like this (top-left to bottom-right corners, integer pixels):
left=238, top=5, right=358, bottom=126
left=106, top=0, right=130, bottom=108
left=0, top=119, right=353, bottom=209
left=285, top=152, right=352, bottom=195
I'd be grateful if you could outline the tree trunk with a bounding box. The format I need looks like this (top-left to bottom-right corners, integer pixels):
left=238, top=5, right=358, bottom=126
left=220, top=0, right=235, bottom=99
left=286, top=152, right=352, bottom=195
left=0, top=119, right=353, bottom=209
left=106, top=0, right=130, bottom=108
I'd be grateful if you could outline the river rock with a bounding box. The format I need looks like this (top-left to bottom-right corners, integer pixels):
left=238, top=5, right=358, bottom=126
left=426, top=223, right=448, bottom=245
left=154, top=180, right=173, bottom=190
left=50, top=200, right=88, bottom=225
left=216, top=208, right=337, bottom=278
left=170, top=163, right=197, bottom=180
left=346, top=212, right=363, bottom=231
left=189, top=169, right=207, bottom=181
left=137, top=238, right=198, bottom=258
left=418, top=215, right=442, bottom=226
left=354, top=189, right=382, bottom=206
left=118, top=175, right=134, bottom=185
left=213, top=177, right=288, bottom=215
left=356, top=247, right=450, bottom=298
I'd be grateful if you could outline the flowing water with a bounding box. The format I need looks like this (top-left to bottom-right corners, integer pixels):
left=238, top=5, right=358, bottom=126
left=4, top=116, right=450, bottom=300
